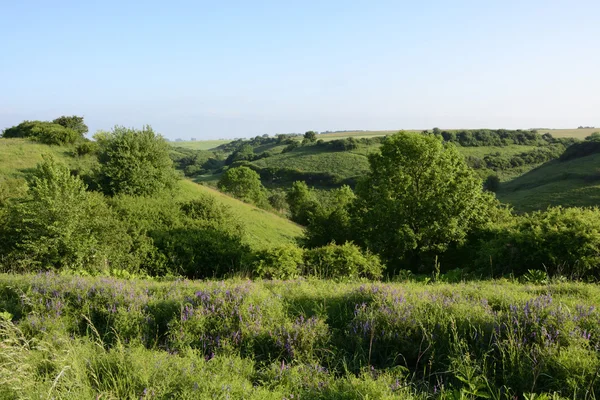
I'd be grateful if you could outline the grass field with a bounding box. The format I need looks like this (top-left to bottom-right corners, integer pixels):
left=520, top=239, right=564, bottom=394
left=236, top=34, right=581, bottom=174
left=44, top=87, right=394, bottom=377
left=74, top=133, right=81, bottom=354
left=1, top=273, right=598, bottom=398
left=169, top=139, right=232, bottom=150
left=537, top=128, right=599, bottom=139
left=497, top=152, right=600, bottom=211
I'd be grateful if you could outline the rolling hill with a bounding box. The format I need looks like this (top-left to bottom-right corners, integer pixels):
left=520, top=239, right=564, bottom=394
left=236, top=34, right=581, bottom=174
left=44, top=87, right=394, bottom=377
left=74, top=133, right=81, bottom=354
left=497, top=152, right=600, bottom=212
left=0, top=138, right=303, bottom=249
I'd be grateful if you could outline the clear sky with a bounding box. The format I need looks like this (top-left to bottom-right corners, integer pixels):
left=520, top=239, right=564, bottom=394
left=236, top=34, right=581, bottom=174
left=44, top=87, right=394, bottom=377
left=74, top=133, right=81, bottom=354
left=1, top=0, right=598, bottom=139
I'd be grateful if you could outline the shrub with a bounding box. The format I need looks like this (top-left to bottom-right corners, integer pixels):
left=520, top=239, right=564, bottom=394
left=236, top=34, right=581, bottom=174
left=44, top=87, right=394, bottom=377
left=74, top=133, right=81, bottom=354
left=75, top=141, right=99, bottom=156
left=484, top=174, right=500, bottom=192
left=1, top=120, right=81, bottom=145
left=253, top=245, right=304, bottom=279
left=477, top=207, right=600, bottom=278
left=303, top=242, right=383, bottom=279
left=0, top=157, right=138, bottom=272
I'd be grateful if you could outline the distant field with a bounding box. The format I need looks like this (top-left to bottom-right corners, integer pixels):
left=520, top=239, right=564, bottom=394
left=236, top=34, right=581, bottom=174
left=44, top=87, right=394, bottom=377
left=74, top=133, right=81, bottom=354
left=169, top=139, right=231, bottom=150
left=536, top=128, right=599, bottom=139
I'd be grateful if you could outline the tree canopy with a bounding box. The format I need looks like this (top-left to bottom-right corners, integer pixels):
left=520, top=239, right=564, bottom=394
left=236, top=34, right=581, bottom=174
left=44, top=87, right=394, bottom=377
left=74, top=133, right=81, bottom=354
left=352, top=132, right=493, bottom=272
left=218, top=166, right=267, bottom=205
left=95, top=126, right=179, bottom=196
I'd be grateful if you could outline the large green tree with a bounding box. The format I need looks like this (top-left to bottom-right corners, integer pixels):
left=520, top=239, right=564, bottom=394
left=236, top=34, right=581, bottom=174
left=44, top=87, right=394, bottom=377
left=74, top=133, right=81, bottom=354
left=353, top=132, right=493, bottom=272
left=95, top=126, right=179, bottom=196
left=218, top=166, right=267, bottom=206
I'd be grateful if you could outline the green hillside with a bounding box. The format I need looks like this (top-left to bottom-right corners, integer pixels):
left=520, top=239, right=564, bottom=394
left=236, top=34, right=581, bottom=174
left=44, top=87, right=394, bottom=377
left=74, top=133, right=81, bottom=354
left=497, top=153, right=600, bottom=211
left=177, top=180, right=303, bottom=248
left=0, top=138, right=302, bottom=249
left=169, top=139, right=232, bottom=150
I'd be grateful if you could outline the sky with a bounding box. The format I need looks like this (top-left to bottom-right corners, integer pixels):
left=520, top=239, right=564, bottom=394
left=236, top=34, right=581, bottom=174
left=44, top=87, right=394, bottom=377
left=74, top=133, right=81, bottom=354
left=1, top=0, right=599, bottom=140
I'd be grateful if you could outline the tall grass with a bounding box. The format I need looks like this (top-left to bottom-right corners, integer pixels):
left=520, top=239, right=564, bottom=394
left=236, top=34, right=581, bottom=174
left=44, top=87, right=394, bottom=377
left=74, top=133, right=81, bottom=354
left=1, top=273, right=598, bottom=398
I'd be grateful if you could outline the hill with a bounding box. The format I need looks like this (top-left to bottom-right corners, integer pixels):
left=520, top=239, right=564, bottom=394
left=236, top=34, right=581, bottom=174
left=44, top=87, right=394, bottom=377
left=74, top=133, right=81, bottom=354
left=497, top=152, right=600, bottom=212
left=0, top=138, right=302, bottom=249
left=536, top=127, right=599, bottom=139
left=169, top=139, right=232, bottom=150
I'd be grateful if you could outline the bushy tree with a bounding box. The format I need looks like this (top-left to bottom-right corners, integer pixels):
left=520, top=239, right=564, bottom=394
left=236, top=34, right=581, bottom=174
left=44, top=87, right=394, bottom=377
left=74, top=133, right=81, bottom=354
left=218, top=166, right=267, bottom=206
left=302, top=131, right=317, bottom=144
left=52, top=115, right=88, bottom=135
left=353, top=132, right=493, bottom=272
left=95, top=126, right=179, bottom=196
left=286, top=181, right=319, bottom=225
left=304, top=185, right=355, bottom=247
left=0, top=157, right=135, bottom=272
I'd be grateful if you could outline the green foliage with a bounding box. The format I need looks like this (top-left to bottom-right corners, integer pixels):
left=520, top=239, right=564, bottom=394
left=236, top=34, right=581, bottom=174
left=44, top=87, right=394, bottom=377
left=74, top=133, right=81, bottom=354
left=75, top=140, right=99, bottom=156
left=52, top=115, right=89, bottom=135
left=268, top=189, right=288, bottom=212
left=477, top=206, right=600, bottom=278
left=0, top=157, right=136, bottom=272
left=218, top=166, right=268, bottom=206
left=303, top=242, right=383, bottom=279
left=2, top=120, right=81, bottom=145
left=304, top=185, right=355, bottom=247
left=286, top=181, right=319, bottom=225
left=353, top=132, right=494, bottom=273
left=484, top=174, right=500, bottom=192
left=95, top=126, right=179, bottom=196
left=302, top=131, right=317, bottom=145
left=253, top=244, right=304, bottom=279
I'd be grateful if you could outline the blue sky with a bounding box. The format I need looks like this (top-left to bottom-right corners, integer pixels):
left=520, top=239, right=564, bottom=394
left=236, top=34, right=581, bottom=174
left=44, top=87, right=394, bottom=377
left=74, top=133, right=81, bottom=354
left=1, top=0, right=598, bottom=139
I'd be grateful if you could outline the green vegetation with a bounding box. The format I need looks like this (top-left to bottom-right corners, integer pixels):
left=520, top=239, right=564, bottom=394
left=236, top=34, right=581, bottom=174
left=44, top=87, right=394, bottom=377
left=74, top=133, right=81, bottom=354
left=1, top=274, right=599, bottom=398
left=95, top=126, right=179, bottom=196
left=4, top=118, right=600, bottom=397
left=169, top=139, right=232, bottom=150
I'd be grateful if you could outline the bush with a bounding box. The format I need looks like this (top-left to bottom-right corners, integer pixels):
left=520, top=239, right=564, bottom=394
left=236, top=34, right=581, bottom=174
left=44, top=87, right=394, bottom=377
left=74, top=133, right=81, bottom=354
left=303, top=242, right=383, bottom=279
left=253, top=245, right=304, bottom=279
left=0, top=157, right=139, bottom=273
left=75, top=141, right=99, bottom=156
left=1, top=120, right=81, bottom=145
left=477, top=207, right=600, bottom=278
left=484, top=174, right=500, bottom=192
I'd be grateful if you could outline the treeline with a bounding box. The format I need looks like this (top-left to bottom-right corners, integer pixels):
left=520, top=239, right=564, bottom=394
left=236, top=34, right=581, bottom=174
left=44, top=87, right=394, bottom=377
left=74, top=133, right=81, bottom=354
left=465, top=144, right=567, bottom=172
left=428, top=127, right=555, bottom=146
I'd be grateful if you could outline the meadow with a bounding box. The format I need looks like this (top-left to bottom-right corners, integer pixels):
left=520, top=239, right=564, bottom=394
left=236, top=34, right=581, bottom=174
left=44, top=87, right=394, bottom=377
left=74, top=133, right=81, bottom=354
left=1, top=272, right=599, bottom=399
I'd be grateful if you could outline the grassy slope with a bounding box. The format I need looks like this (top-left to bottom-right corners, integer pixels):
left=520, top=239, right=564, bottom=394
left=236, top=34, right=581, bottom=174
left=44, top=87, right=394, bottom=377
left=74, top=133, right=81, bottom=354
left=537, top=128, right=599, bottom=139
left=0, top=138, right=303, bottom=249
left=177, top=180, right=303, bottom=248
left=169, top=139, right=232, bottom=150
left=497, top=153, right=600, bottom=211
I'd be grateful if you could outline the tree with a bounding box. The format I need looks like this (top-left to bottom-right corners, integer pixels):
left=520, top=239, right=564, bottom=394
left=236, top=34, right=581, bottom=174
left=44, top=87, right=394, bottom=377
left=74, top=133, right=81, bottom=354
left=352, top=132, right=493, bottom=273
left=304, top=185, right=355, bottom=247
left=95, top=126, right=179, bottom=196
left=218, top=166, right=267, bottom=205
left=52, top=115, right=88, bottom=135
left=303, top=131, right=317, bottom=144
left=286, top=181, right=319, bottom=225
